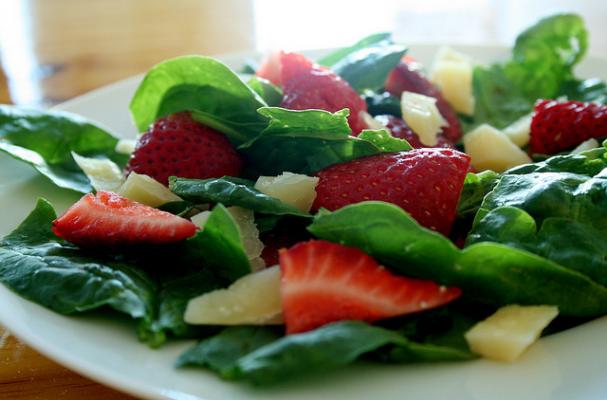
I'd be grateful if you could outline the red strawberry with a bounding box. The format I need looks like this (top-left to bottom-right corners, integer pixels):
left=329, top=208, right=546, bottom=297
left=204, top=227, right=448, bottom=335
left=52, top=191, right=197, bottom=247
left=530, top=99, right=607, bottom=154
left=280, top=52, right=368, bottom=134
left=312, top=148, right=471, bottom=235
left=279, top=240, right=461, bottom=334
left=385, top=60, right=462, bottom=144
left=256, top=51, right=282, bottom=86
left=375, top=114, right=454, bottom=149
left=125, top=112, right=243, bottom=186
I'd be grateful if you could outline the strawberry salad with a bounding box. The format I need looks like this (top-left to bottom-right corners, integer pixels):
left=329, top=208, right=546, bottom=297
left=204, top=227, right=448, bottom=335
left=1, top=13, right=607, bottom=385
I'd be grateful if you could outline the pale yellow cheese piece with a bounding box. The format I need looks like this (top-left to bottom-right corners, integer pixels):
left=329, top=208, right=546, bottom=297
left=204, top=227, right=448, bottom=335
left=254, top=172, right=319, bottom=213
left=465, top=305, right=558, bottom=362
left=184, top=266, right=283, bottom=325
left=430, top=47, right=475, bottom=115
left=571, top=138, right=600, bottom=154
left=401, top=91, right=447, bottom=146
left=117, top=172, right=181, bottom=207
left=463, top=124, right=531, bottom=172
left=72, top=152, right=124, bottom=192
left=503, top=114, right=532, bottom=148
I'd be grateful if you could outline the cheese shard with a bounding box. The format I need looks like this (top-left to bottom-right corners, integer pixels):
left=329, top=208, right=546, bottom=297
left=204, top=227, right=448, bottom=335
left=430, top=46, right=475, bottom=115
left=503, top=114, right=532, bottom=148
left=254, top=172, right=319, bottom=213
left=117, top=172, right=181, bottom=207
left=72, top=152, right=124, bottom=192
left=465, top=305, right=558, bottom=362
left=401, top=91, right=447, bottom=146
left=463, top=124, right=531, bottom=172
left=184, top=266, right=283, bottom=325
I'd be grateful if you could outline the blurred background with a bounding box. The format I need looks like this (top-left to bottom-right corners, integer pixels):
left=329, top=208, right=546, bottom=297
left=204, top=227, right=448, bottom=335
left=0, top=0, right=606, bottom=108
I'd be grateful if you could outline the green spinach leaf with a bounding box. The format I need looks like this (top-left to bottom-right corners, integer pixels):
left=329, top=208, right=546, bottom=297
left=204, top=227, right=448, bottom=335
left=129, top=56, right=267, bottom=145
left=0, top=199, right=161, bottom=344
left=357, top=129, right=412, bottom=152
left=247, top=76, right=282, bottom=106
left=169, top=176, right=309, bottom=217
left=0, top=105, right=127, bottom=193
left=456, top=170, right=500, bottom=219
left=318, top=32, right=392, bottom=66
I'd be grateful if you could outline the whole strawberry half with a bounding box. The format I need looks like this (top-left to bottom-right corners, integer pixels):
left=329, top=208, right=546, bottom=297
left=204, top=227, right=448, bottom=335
left=52, top=191, right=197, bottom=247
left=279, top=240, right=461, bottom=334
left=375, top=114, right=454, bottom=149
left=385, top=60, right=462, bottom=144
left=530, top=99, right=607, bottom=154
left=312, top=148, right=471, bottom=235
left=280, top=52, right=368, bottom=134
left=125, top=112, right=243, bottom=186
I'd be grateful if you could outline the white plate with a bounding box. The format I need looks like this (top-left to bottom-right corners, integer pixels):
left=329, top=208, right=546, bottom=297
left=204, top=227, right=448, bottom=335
left=2, top=45, right=607, bottom=400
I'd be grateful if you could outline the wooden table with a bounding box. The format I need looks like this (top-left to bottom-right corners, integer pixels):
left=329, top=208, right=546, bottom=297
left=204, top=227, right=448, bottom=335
left=1, top=1, right=606, bottom=399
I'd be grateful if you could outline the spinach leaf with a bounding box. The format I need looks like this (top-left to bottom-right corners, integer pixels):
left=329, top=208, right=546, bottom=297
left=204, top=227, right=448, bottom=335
left=561, top=78, right=607, bottom=104
left=180, top=204, right=251, bottom=282
left=457, top=242, right=607, bottom=316
left=0, top=105, right=127, bottom=193
left=474, top=169, right=607, bottom=232
left=176, top=326, right=281, bottom=373
left=468, top=206, right=607, bottom=286
left=239, top=107, right=387, bottom=176
left=471, top=14, right=592, bottom=129
left=318, top=32, right=392, bottom=66
left=152, top=268, right=222, bottom=339
left=0, top=199, right=161, bottom=344
left=183, top=321, right=470, bottom=385
left=169, top=176, right=309, bottom=217
left=362, top=90, right=402, bottom=117
left=129, top=56, right=267, bottom=145
left=247, top=76, right=282, bottom=107
left=506, top=147, right=607, bottom=175
left=332, top=43, right=407, bottom=92
left=506, top=13, right=587, bottom=101
left=308, top=202, right=460, bottom=281
left=309, top=201, right=607, bottom=316
left=357, top=129, right=412, bottom=152
left=471, top=65, right=533, bottom=129
left=456, top=170, right=500, bottom=220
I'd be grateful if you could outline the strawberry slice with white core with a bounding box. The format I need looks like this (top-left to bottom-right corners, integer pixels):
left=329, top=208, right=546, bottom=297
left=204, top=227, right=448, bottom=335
left=279, top=240, right=461, bottom=334
left=52, top=191, right=197, bottom=247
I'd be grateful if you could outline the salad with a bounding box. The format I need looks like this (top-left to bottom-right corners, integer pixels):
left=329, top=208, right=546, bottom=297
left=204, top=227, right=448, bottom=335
left=1, top=13, right=607, bottom=386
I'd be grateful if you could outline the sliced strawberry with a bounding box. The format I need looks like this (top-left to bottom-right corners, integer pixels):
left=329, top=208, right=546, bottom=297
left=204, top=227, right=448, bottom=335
left=375, top=114, right=454, bottom=149
left=530, top=99, right=607, bottom=154
left=52, top=191, right=196, bottom=247
left=280, top=52, right=368, bottom=134
left=279, top=240, right=461, bottom=334
left=256, top=51, right=282, bottom=86
left=385, top=60, right=462, bottom=144
left=312, top=148, right=470, bottom=235
left=125, top=112, right=243, bottom=186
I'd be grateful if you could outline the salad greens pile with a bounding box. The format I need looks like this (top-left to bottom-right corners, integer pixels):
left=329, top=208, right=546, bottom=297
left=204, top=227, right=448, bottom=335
left=1, top=13, right=607, bottom=385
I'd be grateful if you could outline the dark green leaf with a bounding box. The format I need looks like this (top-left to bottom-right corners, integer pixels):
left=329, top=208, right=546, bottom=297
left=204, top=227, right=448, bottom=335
left=456, top=170, right=500, bottom=219
left=247, top=76, right=283, bottom=107
left=230, top=321, right=469, bottom=384
left=176, top=326, right=281, bottom=372
left=468, top=206, right=607, bottom=286
left=0, top=105, right=127, bottom=193
left=180, top=204, right=251, bottom=282
left=362, top=90, right=402, bottom=117
left=0, top=199, right=160, bottom=344
left=560, top=78, right=607, bottom=103
left=240, top=107, right=386, bottom=176
left=129, top=56, right=268, bottom=145
left=332, top=43, right=407, bottom=92
left=318, top=32, right=392, bottom=66
left=169, top=176, right=309, bottom=217
left=357, top=129, right=412, bottom=152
